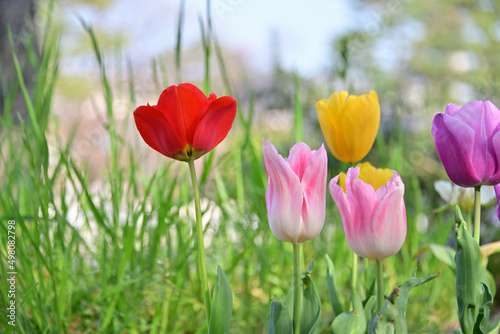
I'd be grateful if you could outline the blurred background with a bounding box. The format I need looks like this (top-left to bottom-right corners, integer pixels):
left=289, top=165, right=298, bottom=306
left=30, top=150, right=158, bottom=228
left=2, top=0, right=500, bottom=332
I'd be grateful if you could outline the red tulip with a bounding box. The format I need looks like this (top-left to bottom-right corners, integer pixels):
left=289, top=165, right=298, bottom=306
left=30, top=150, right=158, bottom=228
left=134, top=83, right=237, bottom=161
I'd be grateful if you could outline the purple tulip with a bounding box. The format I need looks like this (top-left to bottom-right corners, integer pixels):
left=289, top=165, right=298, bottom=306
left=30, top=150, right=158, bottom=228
left=329, top=167, right=407, bottom=260
left=262, top=139, right=327, bottom=244
left=432, top=101, right=500, bottom=187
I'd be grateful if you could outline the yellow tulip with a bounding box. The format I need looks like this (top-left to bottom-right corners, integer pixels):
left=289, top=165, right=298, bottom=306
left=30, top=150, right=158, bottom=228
left=316, top=91, right=380, bottom=164
left=339, top=162, right=393, bottom=192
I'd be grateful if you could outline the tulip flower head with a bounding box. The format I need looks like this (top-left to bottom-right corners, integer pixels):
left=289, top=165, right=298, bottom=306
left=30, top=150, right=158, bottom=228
left=432, top=100, right=500, bottom=187
left=330, top=166, right=407, bottom=260
left=262, top=139, right=327, bottom=244
left=134, top=83, right=237, bottom=161
left=316, top=91, right=380, bottom=164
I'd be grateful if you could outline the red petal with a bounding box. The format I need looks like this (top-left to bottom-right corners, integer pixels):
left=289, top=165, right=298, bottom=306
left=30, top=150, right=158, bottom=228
left=134, top=105, right=186, bottom=159
left=192, top=96, right=237, bottom=153
left=156, top=83, right=210, bottom=145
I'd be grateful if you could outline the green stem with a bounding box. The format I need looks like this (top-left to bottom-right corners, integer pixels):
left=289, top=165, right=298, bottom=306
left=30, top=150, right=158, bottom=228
left=292, top=243, right=302, bottom=334
left=376, top=259, right=384, bottom=313
left=473, top=185, right=481, bottom=243
left=350, top=252, right=358, bottom=311
left=188, top=159, right=211, bottom=327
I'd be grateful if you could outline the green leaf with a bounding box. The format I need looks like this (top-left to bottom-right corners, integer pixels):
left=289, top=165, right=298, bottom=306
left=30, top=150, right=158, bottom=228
left=475, top=282, right=493, bottom=333
left=209, top=266, right=233, bottom=334
left=487, top=318, right=500, bottom=334
left=454, top=207, right=482, bottom=334
left=282, top=264, right=321, bottom=334
left=299, top=271, right=322, bottom=333
left=368, top=269, right=438, bottom=334
left=331, top=312, right=360, bottom=334
left=268, top=300, right=293, bottom=334
left=331, top=288, right=366, bottom=334
left=326, top=254, right=344, bottom=316
left=428, top=243, right=456, bottom=269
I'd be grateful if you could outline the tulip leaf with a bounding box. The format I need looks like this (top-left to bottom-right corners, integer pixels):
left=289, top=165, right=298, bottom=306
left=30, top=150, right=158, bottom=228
left=476, top=282, right=493, bottom=334
left=454, top=207, right=482, bottom=334
left=325, top=254, right=344, bottom=317
left=331, top=288, right=366, bottom=334
left=281, top=263, right=321, bottom=334
left=428, top=243, right=456, bottom=269
left=268, top=299, right=292, bottom=334
left=208, top=266, right=233, bottom=334
left=487, top=318, right=500, bottom=334
left=330, top=312, right=360, bottom=333
left=298, top=273, right=321, bottom=334
left=368, top=269, right=438, bottom=334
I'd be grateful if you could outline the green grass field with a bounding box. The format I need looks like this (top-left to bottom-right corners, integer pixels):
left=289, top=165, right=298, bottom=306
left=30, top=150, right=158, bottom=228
left=1, top=1, right=500, bottom=333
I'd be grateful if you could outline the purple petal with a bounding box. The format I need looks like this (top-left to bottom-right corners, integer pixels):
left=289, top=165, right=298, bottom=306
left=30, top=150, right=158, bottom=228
left=432, top=113, right=480, bottom=187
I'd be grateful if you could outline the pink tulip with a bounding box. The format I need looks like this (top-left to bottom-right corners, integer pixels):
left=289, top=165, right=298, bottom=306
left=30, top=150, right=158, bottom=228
left=432, top=101, right=500, bottom=187
left=329, top=167, right=407, bottom=260
left=262, top=139, right=327, bottom=244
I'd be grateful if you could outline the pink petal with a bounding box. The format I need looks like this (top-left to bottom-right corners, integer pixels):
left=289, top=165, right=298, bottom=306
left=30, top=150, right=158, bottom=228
left=370, top=172, right=407, bottom=260
left=286, top=142, right=312, bottom=181
left=262, top=139, right=303, bottom=243
left=299, top=144, right=327, bottom=242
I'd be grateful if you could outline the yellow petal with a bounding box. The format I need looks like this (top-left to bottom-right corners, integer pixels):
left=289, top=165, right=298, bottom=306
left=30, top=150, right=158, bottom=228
left=357, top=162, right=393, bottom=191
left=316, top=90, right=380, bottom=163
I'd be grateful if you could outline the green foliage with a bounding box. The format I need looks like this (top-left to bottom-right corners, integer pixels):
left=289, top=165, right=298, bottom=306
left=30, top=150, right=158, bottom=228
left=454, top=207, right=497, bottom=334
left=268, top=264, right=321, bottom=334
left=209, top=266, right=233, bottom=334
left=1, top=1, right=498, bottom=333
left=368, top=270, right=439, bottom=333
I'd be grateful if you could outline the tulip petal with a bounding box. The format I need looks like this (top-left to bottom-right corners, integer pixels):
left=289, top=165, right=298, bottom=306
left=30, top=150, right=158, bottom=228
left=329, top=175, right=356, bottom=249
left=300, top=144, right=327, bottom=241
left=133, top=105, right=185, bottom=159
left=316, top=100, right=340, bottom=160
left=286, top=142, right=312, bottom=180
left=341, top=91, right=380, bottom=163
left=370, top=172, right=407, bottom=260
left=192, top=96, right=237, bottom=154
left=263, top=139, right=303, bottom=243
left=445, top=103, right=461, bottom=116
left=454, top=101, right=500, bottom=180
left=156, top=83, right=210, bottom=144
left=432, top=113, right=480, bottom=187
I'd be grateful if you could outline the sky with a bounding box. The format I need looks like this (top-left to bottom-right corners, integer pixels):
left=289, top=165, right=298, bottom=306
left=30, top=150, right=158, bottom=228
left=60, top=0, right=358, bottom=77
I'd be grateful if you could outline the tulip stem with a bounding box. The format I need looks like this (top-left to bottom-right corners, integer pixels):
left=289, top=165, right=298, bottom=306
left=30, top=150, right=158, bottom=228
left=473, top=185, right=481, bottom=243
left=350, top=252, right=358, bottom=310
left=187, top=159, right=211, bottom=328
left=376, top=259, right=384, bottom=313
left=292, top=243, right=302, bottom=334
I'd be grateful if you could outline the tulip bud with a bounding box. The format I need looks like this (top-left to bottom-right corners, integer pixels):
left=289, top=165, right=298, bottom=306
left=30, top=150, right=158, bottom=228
left=432, top=100, right=500, bottom=187
left=316, top=91, right=380, bottom=164
left=330, top=166, right=407, bottom=260
left=262, top=139, right=327, bottom=244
